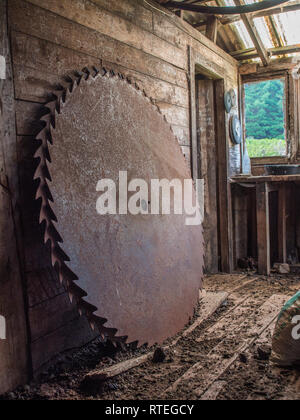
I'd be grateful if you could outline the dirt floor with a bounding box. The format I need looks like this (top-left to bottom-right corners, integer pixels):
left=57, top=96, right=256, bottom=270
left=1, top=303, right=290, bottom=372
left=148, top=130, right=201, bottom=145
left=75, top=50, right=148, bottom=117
left=1, top=273, right=300, bottom=400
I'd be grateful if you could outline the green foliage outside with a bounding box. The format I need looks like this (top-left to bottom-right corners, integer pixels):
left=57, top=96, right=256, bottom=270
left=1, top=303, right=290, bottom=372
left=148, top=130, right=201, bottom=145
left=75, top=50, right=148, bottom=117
left=244, top=79, right=286, bottom=158
left=246, top=138, right=286, bottom=158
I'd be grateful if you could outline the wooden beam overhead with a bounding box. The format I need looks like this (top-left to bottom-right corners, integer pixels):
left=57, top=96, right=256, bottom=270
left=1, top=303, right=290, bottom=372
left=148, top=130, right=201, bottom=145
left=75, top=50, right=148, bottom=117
left=231, top=43, right=300, bottom=60
left=205, top=15, right=219, bottom=43
left=194, top=1, right=300, bottom=28
left=233, top=0, right=270, bottom=66
left=223, top=1, right=300, bottom=25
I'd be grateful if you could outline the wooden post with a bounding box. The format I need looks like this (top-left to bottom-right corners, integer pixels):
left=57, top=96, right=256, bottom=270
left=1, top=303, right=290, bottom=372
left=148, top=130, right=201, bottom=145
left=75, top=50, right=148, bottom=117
left=256, top=182, right=270, bottom=275
left=188, top=46, right=199, bottom=180
left=205, top=16, right=218, bottom=43
left=278, top=184, right=287, bottom=263
left=0, top=0, right=30, bottom=393
left=215, top=79, right=234, bottom=273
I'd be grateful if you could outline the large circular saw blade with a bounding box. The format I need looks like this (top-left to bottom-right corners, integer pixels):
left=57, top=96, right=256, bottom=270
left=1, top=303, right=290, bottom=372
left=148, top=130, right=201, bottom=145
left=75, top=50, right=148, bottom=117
left=34, top=68, right=204, bottom=346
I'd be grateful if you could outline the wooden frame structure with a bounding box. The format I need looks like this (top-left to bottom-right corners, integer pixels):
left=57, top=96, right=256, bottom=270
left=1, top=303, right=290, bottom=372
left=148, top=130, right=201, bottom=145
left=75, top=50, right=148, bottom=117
left=157, top=0, right=300, bottom=67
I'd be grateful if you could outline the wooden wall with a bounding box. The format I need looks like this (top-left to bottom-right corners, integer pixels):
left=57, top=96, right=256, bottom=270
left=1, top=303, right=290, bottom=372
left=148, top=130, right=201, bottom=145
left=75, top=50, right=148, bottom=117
left=1, top=0, right=239, bottom=389
left=0, top=0, right=29, bottom=394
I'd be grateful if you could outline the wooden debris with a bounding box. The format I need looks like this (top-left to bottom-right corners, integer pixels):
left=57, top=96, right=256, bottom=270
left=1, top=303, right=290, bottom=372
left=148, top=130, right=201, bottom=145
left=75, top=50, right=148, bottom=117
left=81, top=353, right=152, bottom=386
left=164, top=294, right=289, bottom=398
left=81, top=291, right=229, bottom=386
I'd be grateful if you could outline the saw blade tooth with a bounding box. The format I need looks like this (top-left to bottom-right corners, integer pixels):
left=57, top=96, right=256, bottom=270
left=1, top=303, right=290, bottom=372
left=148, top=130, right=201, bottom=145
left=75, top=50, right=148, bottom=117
left=44, top=228, right=54, bottom=246
left=81, top=299, right=98, bottom=314
left=101, top=326, right=118, bottom=337
left=42, top=202, right=57, bottom=223
left=68, top=283, right=87, bottom=299
left=101, top=67, right=108, bottom=77
left=33, top=144, right=44, bottom=162
left=51, top=253, right=61, bottom=268
left=82, top=67, right=91, bottom=79
left=53, top=243, right=70, bottom=262
left=47, top=223, right=63, bottom=243
left=92, top=66, right=100, bottom=78
left=60, top=262, right=79, bottom=282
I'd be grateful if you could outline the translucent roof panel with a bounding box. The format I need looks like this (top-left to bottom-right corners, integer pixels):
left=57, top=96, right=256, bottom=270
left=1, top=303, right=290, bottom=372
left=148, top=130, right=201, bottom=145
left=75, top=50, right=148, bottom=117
left=273, top=11, right=300, bottom=46
left=252, top=16, right=273, bottom=49
left=219, top=0, right=300, bottom=59
left=223, top=0, right=254, bottom=48
left=223, top=0, right=273, bottom=49
left=232, top=21, right=254, bottom=49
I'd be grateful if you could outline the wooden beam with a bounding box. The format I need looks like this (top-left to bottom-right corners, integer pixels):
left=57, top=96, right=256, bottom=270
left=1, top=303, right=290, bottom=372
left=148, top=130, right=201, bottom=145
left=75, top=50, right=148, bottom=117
left=222, top=1, right=300, bottom=26
left=278, top=184, right=287, bottom=263
left=205, top=16, right=219, bottom=43
left=188, top=46, right=198, bottom=181
left=256, top=182, right=271, bottom=275
left=0, top=0, right=30, bottom=393
left=232, top=43, right=300, bottom=60
left=233, top=0, right=270, bottom=66
left=215, top=79, right=234, bottom=273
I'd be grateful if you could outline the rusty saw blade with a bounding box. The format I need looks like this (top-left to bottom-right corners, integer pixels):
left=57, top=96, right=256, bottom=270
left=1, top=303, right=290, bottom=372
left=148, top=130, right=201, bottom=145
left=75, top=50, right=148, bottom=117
left=34, top=67, right=204, bottom=346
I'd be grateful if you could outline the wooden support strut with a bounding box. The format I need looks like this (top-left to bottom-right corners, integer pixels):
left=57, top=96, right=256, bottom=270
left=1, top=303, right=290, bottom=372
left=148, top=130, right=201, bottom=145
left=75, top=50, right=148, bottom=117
left=256, top=182, right=271, bottom=275
left=233, top=0, right=270, bottom=66
left=205, top=16, right=218, bottom=44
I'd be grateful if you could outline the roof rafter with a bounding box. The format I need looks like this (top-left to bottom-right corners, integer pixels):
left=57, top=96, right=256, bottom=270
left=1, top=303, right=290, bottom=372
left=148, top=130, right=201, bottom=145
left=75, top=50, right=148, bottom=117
left=233, top=0, right=270, bottom=66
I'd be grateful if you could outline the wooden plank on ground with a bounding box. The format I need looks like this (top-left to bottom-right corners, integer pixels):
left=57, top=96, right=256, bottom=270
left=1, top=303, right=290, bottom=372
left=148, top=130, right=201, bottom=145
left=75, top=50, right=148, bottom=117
left=179, top=292, right=229, bottom=340
left=82, top=352, right=152, bottom=385
left=164, top=294, right=288, bottom=397
left=81, top=291, right=228, bottom=385
left=200, top=381, right=227, bottom=401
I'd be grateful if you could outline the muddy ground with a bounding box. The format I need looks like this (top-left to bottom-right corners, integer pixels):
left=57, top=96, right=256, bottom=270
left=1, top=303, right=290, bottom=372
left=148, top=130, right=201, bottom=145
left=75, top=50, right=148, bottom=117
left=1, top=273, right=300, bottom=400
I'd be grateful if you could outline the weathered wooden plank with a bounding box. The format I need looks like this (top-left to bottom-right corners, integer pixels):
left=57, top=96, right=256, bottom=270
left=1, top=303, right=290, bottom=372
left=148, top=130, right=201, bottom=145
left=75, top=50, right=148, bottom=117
left=278, top=184, right=287, bottom=263
left=31, top=315, right=97, bottom=373
left=156, top=103, right=189, bottom=127
left=29, top=293, right=82, bottom=342
left=188, top=47, right=198, bottom=181
left=9, top=2, right=187, bottom=88
left=101, top=59, right=189, bottom=108
left=152, top=12, right=186, bottom=49
left=11, top=30, right=101, bottom=80
left=90, top=0, right=153, bottom=33
left=14, top=65, right=65, bottom=104
left=197, top=78, right=219, bottom=272
left=193, top=46, right=237, bottom=86
left=0, top=186, right=29, bottom=393
left=14, top=60, right=189, bottom=111
left=155, top=1, right=238, bottom=68
left=171, top=125, right=190, bottom=146
left=23, top=0, right=187, bottom=70
left=181, top=292, right=228, bottom=338
left=166, top=294, right=288, bottom=397
left=256, top=182, right=271, bottom=275
left=82, top=352, right=152, bottom=385
left=15, top=100, right=44, bottom=136
left=205, top=16, right=218, bottom=44
left=200, top=381, right=227, bottom=401
left=0, top=0, right=29, bottom=394
left=215, top=79, right=234, bottom=273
